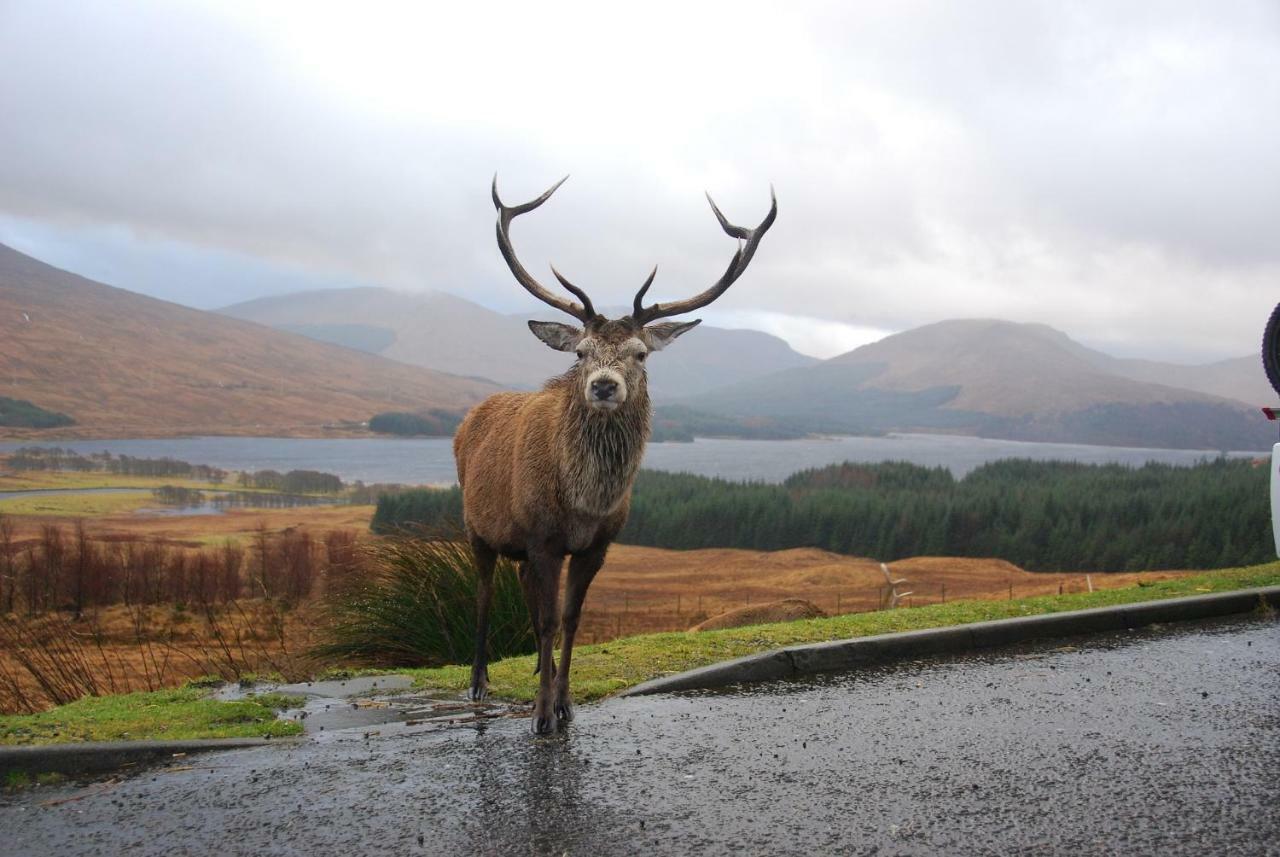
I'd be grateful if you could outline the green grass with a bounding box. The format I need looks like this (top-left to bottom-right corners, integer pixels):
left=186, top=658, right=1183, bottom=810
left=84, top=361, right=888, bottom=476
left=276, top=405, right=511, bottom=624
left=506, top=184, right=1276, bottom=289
left=0, top=490, right=155, bottom=516
left=3, top=771, right=65, bottom=791
left=0, top=470, right=218, bottom=492
left=0, top=688, right=304, bottom=746
left=405, top=562, right=1280, bottom=703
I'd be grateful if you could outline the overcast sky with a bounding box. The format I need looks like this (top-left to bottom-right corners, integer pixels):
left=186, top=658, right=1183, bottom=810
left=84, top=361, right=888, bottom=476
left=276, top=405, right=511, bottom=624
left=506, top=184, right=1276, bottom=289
left=1, top=1, right=1277, bottom=361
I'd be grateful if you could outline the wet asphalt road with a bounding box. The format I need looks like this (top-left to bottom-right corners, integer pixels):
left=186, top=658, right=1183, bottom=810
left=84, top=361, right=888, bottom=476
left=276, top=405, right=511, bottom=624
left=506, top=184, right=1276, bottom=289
left=3, top=614, right=1278, bottom=856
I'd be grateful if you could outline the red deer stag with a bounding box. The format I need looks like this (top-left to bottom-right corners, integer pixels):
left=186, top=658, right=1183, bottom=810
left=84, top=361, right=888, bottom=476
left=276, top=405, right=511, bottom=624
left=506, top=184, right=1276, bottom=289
left=454, top=176, right=776, bottom=733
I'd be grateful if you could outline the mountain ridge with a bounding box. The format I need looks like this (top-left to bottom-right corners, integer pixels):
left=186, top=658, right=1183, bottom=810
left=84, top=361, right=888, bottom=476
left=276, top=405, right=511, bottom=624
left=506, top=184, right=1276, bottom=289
left=220, top=286, right=818, bottom=399
left=0, top=243, right=499, bottom=438
left=682, top=318, right=1270, bottom=450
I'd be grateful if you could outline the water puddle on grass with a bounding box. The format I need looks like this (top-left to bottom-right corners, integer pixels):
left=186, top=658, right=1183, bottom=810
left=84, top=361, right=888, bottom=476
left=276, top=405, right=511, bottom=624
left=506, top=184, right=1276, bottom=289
left=213, top=675, right=522, bottom=741
left=139, top=491, right=351, bottom=516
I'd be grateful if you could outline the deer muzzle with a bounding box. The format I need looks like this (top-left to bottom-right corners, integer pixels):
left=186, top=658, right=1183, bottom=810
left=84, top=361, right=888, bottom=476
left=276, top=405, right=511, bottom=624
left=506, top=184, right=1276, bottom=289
left=585, top=369, right=626, bottom=411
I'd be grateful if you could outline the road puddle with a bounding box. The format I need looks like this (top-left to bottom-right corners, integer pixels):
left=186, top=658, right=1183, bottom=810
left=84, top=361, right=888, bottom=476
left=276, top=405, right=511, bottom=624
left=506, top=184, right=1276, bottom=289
left=213, top=674, right=524, bottom=740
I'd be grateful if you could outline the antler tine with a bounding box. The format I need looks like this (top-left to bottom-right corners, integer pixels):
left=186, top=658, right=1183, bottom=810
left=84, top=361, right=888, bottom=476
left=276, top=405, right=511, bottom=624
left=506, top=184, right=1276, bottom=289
left=632, top=185, right=777, bottom=325
left=549, top=265, right=596, bottom=319
left=705, top=192, right=753, bottom=240
left=492, top=174, right=595, bottom=323
left=632, top=266, right=658, bottom=319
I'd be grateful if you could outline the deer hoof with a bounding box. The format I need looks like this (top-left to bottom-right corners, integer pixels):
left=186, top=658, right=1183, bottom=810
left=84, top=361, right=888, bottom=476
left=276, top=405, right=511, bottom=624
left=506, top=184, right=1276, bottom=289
left=468, top=667, right=489, bottom=701
left=531, top=713, right=556, bottom=735
left=554, top=695, right=575, bottom=722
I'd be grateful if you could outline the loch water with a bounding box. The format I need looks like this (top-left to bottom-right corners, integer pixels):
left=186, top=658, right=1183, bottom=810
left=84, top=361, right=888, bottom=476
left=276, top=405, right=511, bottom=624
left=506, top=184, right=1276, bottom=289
left=0, top=433, right=1263, bottom=485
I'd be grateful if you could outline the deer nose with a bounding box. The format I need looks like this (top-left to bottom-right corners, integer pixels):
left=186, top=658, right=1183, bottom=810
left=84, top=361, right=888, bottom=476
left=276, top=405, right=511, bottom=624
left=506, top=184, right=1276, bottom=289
left=591, top=379, right=618, bottom=400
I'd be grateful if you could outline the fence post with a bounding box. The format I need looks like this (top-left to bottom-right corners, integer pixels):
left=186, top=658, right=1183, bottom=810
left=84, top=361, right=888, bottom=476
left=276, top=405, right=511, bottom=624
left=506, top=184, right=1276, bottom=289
left=941, top=584, right=946, bottom=604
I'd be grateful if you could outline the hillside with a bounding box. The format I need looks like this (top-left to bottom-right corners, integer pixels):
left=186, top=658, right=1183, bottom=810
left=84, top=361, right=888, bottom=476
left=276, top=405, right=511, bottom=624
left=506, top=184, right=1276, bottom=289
left=0, top=243, right=499, bottom=437
left=684, top=319, right=1271, bottom=450
left=1106, top=355, right=1273, bottom=407
left=220, top=287, right=816, bottom=399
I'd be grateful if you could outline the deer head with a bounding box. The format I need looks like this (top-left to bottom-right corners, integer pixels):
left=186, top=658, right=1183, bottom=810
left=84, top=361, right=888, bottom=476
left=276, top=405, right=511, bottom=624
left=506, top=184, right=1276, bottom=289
left=493, top=175, right=777, bottom=412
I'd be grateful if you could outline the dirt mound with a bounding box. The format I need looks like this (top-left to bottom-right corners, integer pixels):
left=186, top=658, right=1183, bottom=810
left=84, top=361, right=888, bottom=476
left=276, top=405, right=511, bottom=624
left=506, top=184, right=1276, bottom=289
left=757, top=547, right=853, bottom=566
left=890, top=556, right=1028, bottom=577
left=690, top=598, right=827, bottom=632
left=783, top=565, right=875, bottom=587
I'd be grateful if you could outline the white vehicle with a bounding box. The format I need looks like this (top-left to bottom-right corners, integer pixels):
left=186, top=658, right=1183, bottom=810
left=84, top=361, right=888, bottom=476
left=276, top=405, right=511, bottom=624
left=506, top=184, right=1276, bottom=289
left=1264, top=304, right=1280, bottom=556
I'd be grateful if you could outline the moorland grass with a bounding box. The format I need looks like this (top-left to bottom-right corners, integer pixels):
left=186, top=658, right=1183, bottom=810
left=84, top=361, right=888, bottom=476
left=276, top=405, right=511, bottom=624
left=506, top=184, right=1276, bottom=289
left=0, top=490, right=155, bottom=517
left=404, top=561, right=1280, bottom=703
left=2, top=562, right=1276, bottom=745
left=0, top=469, right=365, bottom=517
left=0, top=688, right=303, bottom=746
left=0, top=471, right=217, bottom=492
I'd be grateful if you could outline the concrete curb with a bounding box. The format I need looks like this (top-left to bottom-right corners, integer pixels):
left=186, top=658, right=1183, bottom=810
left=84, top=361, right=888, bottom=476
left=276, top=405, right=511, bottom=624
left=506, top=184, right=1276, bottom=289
left=0, top=737, right=291, bottom=779
left=620, top=585, right=1280, bottom=697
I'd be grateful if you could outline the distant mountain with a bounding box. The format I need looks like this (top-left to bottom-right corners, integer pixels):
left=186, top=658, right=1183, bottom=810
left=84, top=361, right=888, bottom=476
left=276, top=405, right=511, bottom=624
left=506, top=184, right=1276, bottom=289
left=682, top=319, right=1271, bottom=450
left=220, top=287, right=816, bottom=400
left=0, top=244, right=498, bottom=438
left=1105, top=355, right=1273, bottom=407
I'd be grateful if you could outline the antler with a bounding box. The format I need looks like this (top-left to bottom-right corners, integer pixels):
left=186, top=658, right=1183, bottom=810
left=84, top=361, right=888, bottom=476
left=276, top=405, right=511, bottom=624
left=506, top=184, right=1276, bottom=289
left=631, top=186, right=777, bottom=325
left=493, top=175, right=597, bottom=323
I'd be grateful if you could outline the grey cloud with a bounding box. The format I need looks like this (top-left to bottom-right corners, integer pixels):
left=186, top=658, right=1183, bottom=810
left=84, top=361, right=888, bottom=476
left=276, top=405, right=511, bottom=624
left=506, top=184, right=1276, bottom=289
left=0, top=0, right=1277, bottom=363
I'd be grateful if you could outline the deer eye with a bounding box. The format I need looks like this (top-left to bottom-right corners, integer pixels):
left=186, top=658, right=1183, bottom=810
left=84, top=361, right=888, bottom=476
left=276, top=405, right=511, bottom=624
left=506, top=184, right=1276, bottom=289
left=635, top=352, right=647, bottom=362
left=575, top=349, right=585, bottom=359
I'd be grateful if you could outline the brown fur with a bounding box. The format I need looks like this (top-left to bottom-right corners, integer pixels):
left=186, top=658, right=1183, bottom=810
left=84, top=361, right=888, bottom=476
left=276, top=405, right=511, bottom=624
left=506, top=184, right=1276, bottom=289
left=454, top=317, right=658, bottom=733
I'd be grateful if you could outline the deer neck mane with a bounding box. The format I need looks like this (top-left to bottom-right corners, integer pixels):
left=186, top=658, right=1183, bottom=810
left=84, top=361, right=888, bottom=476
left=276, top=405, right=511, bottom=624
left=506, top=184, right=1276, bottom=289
left=548, top=372, right=650, bottom=517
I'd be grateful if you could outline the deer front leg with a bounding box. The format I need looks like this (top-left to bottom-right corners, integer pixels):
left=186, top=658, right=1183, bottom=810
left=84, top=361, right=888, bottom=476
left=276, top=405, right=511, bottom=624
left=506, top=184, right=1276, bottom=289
left=555, top=544, right=607, bottom=723
left=520, top=551, right=563, bottom=735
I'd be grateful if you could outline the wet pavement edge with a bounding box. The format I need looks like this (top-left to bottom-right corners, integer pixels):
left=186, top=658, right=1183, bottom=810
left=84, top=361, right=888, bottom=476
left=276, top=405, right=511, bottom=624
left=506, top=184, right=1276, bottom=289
left=621, top=584, right=1280, bottom=695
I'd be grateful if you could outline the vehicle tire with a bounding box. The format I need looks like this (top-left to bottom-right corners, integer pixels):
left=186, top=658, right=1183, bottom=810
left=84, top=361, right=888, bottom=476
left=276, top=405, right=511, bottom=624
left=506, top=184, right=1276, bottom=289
left=1264, top=303, right=1280, bottom=398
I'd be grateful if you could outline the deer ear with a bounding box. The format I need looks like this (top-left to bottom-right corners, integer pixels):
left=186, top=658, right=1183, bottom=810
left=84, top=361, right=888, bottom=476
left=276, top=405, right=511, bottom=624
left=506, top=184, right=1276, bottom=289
left=644, top=319, right=701, bottom=351
left=528, top=320, right=583, bottom=352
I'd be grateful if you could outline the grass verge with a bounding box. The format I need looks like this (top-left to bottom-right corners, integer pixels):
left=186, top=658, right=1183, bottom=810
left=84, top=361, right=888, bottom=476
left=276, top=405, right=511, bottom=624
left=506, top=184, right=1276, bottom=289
left=0, top=689, right=303, bottom=746
left=405, top=562, right=1280, bottom=703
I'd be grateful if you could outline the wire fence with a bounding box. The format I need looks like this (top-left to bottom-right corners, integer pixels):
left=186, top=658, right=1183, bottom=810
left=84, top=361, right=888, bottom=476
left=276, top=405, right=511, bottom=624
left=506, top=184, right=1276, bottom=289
left=576, top=576, right=1101, bottom=644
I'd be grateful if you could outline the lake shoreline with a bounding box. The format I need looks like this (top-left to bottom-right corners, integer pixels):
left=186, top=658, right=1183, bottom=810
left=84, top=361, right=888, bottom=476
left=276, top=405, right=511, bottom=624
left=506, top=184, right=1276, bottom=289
left=0, top=433, right=1267, bottom=486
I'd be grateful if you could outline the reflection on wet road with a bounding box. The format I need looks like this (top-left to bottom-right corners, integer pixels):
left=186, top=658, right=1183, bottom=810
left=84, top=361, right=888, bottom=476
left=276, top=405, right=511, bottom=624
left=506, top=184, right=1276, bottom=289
left=3, top=615, right=1277, bottom=856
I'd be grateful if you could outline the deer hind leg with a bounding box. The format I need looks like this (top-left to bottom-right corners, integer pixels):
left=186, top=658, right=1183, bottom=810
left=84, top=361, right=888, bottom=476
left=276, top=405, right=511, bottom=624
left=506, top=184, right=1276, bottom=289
left=468, top=537, right=498, bottom=702
left=520, top=550, right=563, bottom=735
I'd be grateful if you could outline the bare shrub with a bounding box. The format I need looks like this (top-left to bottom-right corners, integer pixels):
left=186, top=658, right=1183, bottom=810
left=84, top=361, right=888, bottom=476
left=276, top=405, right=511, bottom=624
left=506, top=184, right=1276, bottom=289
left=323, top=530, right=360, bottom=595
left=217, top=541, right=243, bottom=602
left=0, top=513, right=16, bottom=614
left=277, top=529, right=316, bottom=603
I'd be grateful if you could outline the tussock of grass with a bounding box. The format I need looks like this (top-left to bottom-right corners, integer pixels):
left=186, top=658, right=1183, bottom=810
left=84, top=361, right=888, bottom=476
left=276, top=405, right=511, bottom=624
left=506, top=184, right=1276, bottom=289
left=314, top=537, right=533, bottom=666
left=0, top=688, right=303, bottom=746
left=405, top=562, right=1280, bottom=703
